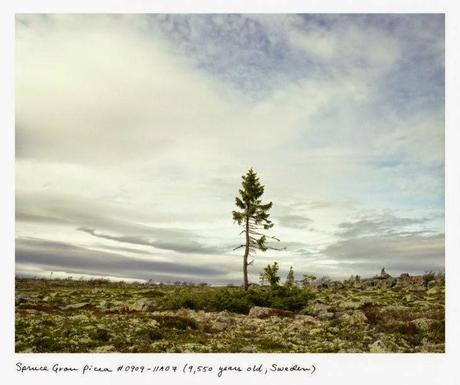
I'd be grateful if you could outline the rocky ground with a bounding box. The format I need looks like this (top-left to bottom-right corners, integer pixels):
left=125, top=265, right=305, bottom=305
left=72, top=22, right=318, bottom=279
left=15, top=275, right=445, bottom=353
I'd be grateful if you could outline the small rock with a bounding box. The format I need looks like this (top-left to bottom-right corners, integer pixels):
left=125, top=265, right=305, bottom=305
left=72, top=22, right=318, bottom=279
left=339, top=310, right=368, bottom=325
left=307, top=303, right=335, bottom=320
left=147, top=319, right=160, bottom=328
left=316, top=311, right=334, bottom=320
left=311, top=303, right=328, bottom=314
left=129, top=299, right=157, bottom=312
left=213, top=321, right=230, bottom=331
left=248, top=306, right=292, bottom=319
left=63, top=302, right=91, bottom=310
left=411, top=318, right=436, bottom=332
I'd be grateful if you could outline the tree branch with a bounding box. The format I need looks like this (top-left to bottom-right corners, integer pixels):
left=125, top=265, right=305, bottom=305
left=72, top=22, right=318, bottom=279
left=248, top=230, right=280, bottom=241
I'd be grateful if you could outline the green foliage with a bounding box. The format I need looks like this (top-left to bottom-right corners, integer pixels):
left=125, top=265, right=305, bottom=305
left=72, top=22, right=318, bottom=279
left=284, top=266, right=295, bottom=289
left=232, top=168, right=273, bottom=228
left=233, top=169, right=281, bottom=289
left=253, top=286, right=315, bottom=311
left=260, top=262, right=280, bottom=288
left=159, top=285, right=314, bottom=314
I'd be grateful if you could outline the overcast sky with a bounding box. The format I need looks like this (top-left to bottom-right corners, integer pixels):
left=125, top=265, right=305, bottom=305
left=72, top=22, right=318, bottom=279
left=15, top=14, right=444, bottom=284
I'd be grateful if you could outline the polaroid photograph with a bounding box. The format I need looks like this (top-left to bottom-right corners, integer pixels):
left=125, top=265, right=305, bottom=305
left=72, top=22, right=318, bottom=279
left=1, top=1, right=459, bottom=385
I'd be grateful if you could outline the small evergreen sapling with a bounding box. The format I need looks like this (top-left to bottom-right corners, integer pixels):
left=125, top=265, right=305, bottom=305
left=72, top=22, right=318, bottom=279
left=259, top=262, right=281, bottom=288
left=285, top=266, right=295, bottom=289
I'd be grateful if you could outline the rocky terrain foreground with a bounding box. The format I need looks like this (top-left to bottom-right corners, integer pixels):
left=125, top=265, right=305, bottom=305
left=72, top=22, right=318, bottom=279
left=15, top=274, right=445, bottom=353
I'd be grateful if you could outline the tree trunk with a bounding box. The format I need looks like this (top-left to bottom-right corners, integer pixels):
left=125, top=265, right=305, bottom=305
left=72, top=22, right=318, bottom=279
left=243, top=215, right=250, bottom=290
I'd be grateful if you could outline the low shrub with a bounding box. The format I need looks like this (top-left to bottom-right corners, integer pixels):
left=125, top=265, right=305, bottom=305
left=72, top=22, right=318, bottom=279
left=159, top=286, right=315, bottom=314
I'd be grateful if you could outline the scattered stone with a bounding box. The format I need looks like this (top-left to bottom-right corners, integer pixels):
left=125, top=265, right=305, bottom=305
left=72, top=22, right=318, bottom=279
left=317, top=310, right=334, bottom=320
left=62, top=302, right=91, bottom=310
left=339, top=310, right=368, bottom=325
left=309, top=303, right=328, bottom=315
left=395, top=274, right=424, bottom=288
left=411, top=318, right=436, bottom=332
left=129, top=299, right=157, bottom=312
left=248, top=306, right=292, bottom=319
left=148, top=319, right=160, bottom=328
left=306, top=303, right=334, bottom=320
left=213, top=321, right=231, bottom=331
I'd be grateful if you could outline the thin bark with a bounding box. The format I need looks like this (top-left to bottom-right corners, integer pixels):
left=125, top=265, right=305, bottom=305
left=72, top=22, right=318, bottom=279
left=243, top=214, right=250, bottom=290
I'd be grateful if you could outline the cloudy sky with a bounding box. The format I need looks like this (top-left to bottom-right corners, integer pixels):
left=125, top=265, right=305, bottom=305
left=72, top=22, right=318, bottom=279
left=15, top=14, right=444, bottom=284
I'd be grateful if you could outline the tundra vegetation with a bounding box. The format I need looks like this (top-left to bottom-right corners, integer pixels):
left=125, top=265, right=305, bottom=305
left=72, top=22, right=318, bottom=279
left=15, top=170, right=444, bottom=353
left=15, top=270, right=444, bottom=353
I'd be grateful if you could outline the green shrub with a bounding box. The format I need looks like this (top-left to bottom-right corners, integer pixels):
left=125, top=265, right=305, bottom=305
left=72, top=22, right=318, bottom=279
left=159, top=286, right=315, bottom=314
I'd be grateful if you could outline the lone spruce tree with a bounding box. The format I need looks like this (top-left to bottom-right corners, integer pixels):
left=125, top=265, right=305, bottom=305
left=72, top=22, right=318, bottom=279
left=232, top=168, right=282, bottom=290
